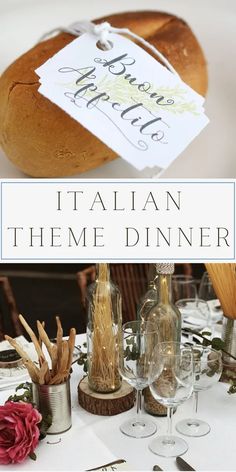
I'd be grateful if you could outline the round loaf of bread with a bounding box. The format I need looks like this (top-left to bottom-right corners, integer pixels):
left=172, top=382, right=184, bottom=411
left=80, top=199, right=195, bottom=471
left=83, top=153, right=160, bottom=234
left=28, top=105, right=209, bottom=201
left=0, top=11, right=208, bottom=177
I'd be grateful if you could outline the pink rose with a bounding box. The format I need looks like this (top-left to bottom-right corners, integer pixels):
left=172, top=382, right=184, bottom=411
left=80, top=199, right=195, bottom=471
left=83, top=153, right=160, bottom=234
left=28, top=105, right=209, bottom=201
left=0, top=401, right=42, bottom=465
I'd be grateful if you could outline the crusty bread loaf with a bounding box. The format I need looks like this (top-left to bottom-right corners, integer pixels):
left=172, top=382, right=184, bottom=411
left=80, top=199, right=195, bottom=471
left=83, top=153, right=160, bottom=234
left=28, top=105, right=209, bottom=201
left=0, top=11, right=208, bottom=177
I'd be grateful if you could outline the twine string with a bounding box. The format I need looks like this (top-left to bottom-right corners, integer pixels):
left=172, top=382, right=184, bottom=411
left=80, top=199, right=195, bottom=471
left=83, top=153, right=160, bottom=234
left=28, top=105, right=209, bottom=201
left=39, top=20, right=180, bottom=78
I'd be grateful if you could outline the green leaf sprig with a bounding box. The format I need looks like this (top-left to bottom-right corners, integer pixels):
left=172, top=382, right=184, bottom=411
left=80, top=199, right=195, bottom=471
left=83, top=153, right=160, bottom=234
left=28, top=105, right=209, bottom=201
left=182, top=328, right=236, bottom=394
left=77, top=342, right=88, bottom=373
left=182, top=328, right=236, bottom=361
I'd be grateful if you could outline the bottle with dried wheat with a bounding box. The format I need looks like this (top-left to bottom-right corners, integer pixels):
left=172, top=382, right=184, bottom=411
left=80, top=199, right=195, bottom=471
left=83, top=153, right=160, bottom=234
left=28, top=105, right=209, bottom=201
left=86, top=263, right=122, bottom=393
left=137, top=264, right=158, bottom=321
left=144, top=263, right=181, bottom=416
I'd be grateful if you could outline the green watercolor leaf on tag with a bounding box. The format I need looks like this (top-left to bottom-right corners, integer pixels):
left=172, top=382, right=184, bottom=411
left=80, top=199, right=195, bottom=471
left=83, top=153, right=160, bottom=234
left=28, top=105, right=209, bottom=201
left=59, top=74, right=200, bottom=116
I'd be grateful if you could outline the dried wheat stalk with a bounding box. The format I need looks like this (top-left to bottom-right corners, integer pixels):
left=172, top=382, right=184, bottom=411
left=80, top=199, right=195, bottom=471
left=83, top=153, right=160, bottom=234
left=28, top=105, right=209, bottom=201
left=89, top=264, right=120, bottom=392
left=205, top=264, right=236, bottom=319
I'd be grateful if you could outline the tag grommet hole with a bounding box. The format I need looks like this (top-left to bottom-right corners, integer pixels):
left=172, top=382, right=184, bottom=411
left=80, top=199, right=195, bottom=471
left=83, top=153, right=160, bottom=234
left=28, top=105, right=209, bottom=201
left=96, top=40, right=113, bottom=51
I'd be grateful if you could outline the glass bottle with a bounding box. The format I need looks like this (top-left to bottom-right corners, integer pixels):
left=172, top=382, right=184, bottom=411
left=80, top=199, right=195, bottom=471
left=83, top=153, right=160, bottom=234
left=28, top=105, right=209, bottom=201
left=86, top=263, right=122, bottom=393
left=137, top=264, right=158, bottom=321
left=144, top=263, right=181, bottom=416
left=147, top=263, right=181, bottom=343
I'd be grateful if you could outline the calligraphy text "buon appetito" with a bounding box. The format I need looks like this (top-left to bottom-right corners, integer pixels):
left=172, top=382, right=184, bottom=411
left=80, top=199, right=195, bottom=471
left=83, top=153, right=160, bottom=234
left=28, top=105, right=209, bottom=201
left=59, top=53, right=175, bottom=148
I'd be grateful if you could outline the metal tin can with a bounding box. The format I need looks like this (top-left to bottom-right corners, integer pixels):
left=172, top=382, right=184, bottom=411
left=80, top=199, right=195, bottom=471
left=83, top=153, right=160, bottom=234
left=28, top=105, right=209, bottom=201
left=221, top=317, right=236, bottom=382
left=32, top=378, right=72, bottom=434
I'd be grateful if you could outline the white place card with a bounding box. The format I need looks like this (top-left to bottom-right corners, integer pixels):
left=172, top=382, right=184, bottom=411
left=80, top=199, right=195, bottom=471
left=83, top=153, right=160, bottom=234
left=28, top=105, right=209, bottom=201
left=36, top=32, right=208, bottom=171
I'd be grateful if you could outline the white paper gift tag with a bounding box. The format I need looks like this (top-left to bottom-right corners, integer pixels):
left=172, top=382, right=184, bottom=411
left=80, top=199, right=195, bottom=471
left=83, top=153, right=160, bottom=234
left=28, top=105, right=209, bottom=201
left=36, top=31, right=209, bottom=171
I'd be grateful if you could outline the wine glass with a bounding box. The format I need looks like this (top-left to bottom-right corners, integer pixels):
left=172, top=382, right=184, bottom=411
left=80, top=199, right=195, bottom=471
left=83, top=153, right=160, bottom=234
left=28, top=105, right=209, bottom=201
left=176, top=298, right=210, bottom=332
left=119, top=320, right=159, bottom=438
left=176, top=346, right=222, bottom=437
left=172, top=275, right=197, bottom=303
left=148, top=342, right=194, bottom=457
left=199, top=271, right=216, bottom=301
left=199, top=271, right=223, bottom=325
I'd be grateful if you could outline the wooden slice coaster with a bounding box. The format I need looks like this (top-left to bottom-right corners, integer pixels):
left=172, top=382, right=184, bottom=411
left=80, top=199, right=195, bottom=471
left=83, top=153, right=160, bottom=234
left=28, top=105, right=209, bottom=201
left=78, top=376, right=135, bottom=416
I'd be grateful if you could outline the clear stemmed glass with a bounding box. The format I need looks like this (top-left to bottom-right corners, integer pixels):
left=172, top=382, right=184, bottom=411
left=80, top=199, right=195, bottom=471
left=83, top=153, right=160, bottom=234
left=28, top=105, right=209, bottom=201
left=148, top=342, right=194, bottom=457
left=119, top=320, right=159, bottom=438
left=176, top=346, right=222, bottom=437
left=199, top=271, right=217, bottom=301
left=176, top=298, right=210, bottom=332
left=172, top=275, right=197, bottom=304
left=198, top=272, right=223, bottom=326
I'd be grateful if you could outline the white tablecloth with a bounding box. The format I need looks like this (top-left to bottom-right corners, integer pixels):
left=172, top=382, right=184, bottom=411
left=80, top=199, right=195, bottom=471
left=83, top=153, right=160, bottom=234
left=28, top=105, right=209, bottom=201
left=0, top=334, right=235, bottom=471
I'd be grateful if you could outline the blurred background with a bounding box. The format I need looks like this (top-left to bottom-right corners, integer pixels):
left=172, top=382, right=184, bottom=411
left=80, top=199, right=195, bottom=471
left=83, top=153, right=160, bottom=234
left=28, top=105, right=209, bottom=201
left=0, top=263, right=207, bottom=339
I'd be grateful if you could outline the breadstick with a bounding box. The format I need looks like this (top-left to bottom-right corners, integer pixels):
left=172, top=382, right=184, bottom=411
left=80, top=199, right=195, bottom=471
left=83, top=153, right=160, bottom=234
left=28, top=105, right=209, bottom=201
left=37, top=320, right=53, bottom=360
left=51, top=344, right=58, bottom=377
left=56, top=316, right=63, bottom=371
left=42, top=361, right=51, bottom=384
left=39, top=361, right=49, bottom=385
left=67, top=328, right=76, bottom=371
left=5, top=334, right=33, bottom=362
left=60, top=341, right=69, bottom=377
left=45, top=368, right=51, bottom=384
left=6, top=317, right=75, bottom=386
left=24, top=359, right=40, bottom=383
left=5, top=335, right=40, bottom=382
left=19, top=314, right=45, bottom=364
left=49, top=372, right=67, bottom=385
left=38, top=321, right=45, bottom=349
